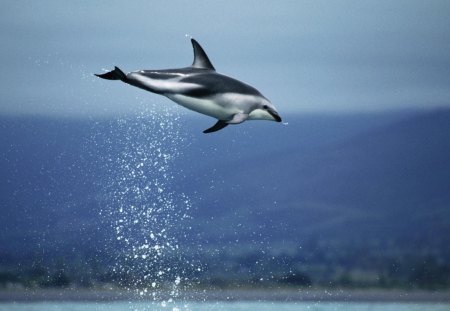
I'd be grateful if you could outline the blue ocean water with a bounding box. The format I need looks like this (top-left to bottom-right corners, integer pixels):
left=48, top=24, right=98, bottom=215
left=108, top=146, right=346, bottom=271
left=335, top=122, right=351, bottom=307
left=1, top=302, right=449, bottom=311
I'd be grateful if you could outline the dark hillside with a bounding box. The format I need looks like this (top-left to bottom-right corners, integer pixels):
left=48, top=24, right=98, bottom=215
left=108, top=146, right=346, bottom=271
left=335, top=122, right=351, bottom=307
left=1, top=110, right=449, bottom=287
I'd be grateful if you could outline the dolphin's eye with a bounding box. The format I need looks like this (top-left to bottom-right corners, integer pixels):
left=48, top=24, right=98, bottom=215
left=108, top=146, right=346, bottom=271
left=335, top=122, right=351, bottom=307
left=263, top=105, right=268, bottom=109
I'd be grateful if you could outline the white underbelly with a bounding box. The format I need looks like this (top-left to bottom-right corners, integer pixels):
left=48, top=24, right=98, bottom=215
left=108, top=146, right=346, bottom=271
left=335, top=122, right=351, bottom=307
left=166, top=94, right=238, bottom=120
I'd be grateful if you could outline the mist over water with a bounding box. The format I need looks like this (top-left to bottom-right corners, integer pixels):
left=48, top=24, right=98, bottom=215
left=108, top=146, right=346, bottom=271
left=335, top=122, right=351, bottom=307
left=92, top=105, right=201, bottom=310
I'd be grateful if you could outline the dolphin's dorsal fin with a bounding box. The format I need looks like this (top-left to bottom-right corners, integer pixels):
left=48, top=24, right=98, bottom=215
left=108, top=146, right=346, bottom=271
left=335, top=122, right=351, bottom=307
left=191, top=39, right=215, bottom=71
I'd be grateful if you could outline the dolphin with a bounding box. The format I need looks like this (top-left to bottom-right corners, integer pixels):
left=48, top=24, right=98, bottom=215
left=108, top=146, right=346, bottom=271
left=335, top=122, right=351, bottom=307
left=95, top=39, right=282, bottom=133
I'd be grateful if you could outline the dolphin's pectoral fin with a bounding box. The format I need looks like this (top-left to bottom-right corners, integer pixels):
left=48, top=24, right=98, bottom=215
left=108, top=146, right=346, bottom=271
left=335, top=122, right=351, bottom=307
left=203, top=120, right=229, bottom=134
left=228, top=113, right=249, bottom=124
left=203, top=114, right=247, bottom=133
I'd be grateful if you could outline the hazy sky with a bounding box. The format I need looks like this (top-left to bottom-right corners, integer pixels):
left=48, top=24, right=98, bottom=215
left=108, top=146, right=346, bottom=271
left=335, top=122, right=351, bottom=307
left=1, top=0, right=450, bottom=117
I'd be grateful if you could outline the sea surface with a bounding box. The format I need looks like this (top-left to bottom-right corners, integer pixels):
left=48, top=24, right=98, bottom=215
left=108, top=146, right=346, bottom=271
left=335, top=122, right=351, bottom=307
left=1, top=302, right=449, bottom=311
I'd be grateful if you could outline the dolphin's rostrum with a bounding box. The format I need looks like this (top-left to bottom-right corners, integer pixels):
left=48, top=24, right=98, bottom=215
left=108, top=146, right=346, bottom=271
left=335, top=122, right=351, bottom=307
left=96, top=39, right=282, bottom=133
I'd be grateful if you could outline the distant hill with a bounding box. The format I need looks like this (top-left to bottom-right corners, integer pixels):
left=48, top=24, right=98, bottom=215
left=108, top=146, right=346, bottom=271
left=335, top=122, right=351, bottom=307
left=186, top=110, right=450, bottom=252
left=1, top=109, right=449, bottom=286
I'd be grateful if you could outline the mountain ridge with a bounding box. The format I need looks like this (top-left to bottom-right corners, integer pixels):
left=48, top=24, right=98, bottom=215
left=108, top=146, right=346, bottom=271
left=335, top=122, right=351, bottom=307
left=0, top=110, right=449, bottom=263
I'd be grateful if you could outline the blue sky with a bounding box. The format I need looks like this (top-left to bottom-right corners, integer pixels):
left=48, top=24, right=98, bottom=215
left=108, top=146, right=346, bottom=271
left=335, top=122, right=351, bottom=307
left=1, top=0, right=450, bottom=117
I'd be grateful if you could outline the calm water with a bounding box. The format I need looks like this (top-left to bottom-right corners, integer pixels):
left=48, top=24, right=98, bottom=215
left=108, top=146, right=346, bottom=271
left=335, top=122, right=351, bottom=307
left=1, top=302, right=449, bottom=311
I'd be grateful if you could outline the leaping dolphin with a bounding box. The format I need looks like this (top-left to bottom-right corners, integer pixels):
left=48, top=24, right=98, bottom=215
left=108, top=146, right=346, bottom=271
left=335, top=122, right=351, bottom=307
left=95, top=39, right=282, bottom=133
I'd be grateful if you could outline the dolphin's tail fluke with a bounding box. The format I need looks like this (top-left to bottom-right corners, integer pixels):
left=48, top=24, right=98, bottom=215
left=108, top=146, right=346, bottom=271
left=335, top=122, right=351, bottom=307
left=95, top=66, right=127, bottom=81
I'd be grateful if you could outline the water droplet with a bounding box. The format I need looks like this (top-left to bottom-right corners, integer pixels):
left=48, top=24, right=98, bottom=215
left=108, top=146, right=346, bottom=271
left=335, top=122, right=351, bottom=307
left=174, top=276, right=181, bottom=285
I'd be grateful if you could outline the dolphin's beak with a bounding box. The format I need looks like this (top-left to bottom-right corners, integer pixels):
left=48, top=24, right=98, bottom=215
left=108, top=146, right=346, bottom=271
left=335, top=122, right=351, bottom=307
left=268, top=108, right=282, bottom=122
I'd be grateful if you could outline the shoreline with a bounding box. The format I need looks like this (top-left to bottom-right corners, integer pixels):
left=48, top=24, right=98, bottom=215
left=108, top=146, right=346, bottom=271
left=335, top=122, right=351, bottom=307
left=1, top=288, right=449, bottom=303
